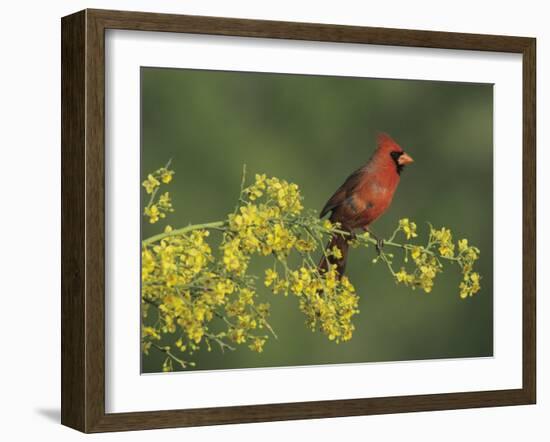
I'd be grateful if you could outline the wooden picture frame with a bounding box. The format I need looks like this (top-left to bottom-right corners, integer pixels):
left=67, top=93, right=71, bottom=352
left=61, top=8, right=536, bottom=433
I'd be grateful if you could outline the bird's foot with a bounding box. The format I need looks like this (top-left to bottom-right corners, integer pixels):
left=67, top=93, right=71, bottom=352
left=365, top=227, right=384, bottom=255
left=375, top=238, right=384, bottom=255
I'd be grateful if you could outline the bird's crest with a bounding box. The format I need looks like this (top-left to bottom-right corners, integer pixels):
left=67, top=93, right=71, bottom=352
left=377, top=132, right=403, bottom=153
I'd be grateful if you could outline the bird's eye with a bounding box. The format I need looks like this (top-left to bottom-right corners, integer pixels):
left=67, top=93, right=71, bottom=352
left=390, top=151, right=402, bottom=161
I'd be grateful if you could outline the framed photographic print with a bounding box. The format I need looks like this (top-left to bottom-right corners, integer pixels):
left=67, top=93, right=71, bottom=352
left=61, top=9, right=536, bottom=433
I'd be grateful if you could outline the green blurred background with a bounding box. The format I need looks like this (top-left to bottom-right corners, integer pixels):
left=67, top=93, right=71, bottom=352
left=141, top=67, right=493, bottom=373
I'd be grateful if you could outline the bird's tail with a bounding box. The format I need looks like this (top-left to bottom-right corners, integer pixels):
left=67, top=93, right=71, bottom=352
left=318, top=230, right=350, bottom=279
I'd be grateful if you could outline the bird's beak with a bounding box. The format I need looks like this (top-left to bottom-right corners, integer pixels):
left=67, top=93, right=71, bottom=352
left=398, top=152, right=414, bottom=165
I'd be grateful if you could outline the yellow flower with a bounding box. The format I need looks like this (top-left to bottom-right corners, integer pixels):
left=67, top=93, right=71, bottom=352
left=175, top=338, right=186, bottom=352
left=213, top=279, right=235, bottom=302
left=142, top=174, right=160, bottom=194
left=331, top=246, right=343, bottom=259
left=161, top=169, right=174, bottom=184
left=158, top=192, right=173, bottom=210
left=264, top=269, right=278, bottom=287
left=230, top=328, right=246, bottom=344
left=431, top=226, right=451, bottom=243
left=145, top=204, right=161, bottom=223
left=142, top=249, right=155, bottom=281
left=142, top=326, right=161, bottom=340
left=184, top=320, right=205, bottom=344
left=295, top=239, right=315, bottom=253
left=395, top=268, right=409, bottom=283
left=399, top=218, right=418, bottom=239
left=273, top=278, right=290, bottom=295
left=248, top=337, right=266, bottom=353
left=222, top=237, right=248, bottom=274
left=322, top=219, right=333, bottom=230
left=410, top=246, right=422, bottom=260
left=255, top=173, right=267, bottom=188
left=439, top=243, right=455, bottom=257
left=245, top=173, right=267, bottom=201
left=290, top=267, right=315, bottom=295
left=142, top=341, right=152, bottom=355
left=460, top=271, right=481, bottom=299
left=265, top=223, right=296, bottom=255
left=430, top=226, right=455, bottom=257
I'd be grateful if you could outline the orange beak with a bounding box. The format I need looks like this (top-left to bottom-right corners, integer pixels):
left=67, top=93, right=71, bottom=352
left=398, top=152, right=414, bottom=165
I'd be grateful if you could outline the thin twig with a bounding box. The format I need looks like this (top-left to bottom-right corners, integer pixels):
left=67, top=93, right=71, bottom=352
left=205, top=333, right=236, bottom=353
left=150, top=342, right=188, bottom=369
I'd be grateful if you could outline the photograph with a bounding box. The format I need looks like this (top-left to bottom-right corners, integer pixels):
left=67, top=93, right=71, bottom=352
left=140, top=67, right=493, bottom=374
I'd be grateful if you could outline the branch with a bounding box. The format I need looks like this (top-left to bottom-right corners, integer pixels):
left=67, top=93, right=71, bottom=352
left=142, top=221, right=227, bottom=246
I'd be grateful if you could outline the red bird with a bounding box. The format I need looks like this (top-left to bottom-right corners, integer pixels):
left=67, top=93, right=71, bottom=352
left=319, top=133, right=414, bottom=277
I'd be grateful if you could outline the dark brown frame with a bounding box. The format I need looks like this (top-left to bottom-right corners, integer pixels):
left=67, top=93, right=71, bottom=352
left=61, top=8, right=536, bottom=433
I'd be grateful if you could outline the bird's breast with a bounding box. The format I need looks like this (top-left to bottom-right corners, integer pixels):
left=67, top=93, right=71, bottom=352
left=354, top=180, right=398, bottom=225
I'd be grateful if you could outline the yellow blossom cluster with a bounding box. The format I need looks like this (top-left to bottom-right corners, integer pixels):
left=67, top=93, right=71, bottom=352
left=432, top=226, right=455, bottom=257
left=385, top=219, right=481, bottom=297
left=399, top=218, right=418, bottom=239
left=246, top=174, right=303, bottom=215
left=457, top=238, right=481, bottom=298
left=142, top=167, right=174, bottom=193
left=227, top=203, right=298, bottom=258
left=222, top=172, right=358, bottom=343
left=142, top=163, right=175, bottom=223
left=141, top=224, right=273, bottom=370
left=264, top=264, right=358, bottom=342
left=395, top=247, right=441, bottom=293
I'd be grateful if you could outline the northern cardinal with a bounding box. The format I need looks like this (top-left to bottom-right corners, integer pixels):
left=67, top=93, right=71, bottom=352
left=319, top=133, right=414, bottom=277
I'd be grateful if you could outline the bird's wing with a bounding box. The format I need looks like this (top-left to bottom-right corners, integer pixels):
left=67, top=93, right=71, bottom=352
left=320, top=167, right=365, bottom=218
